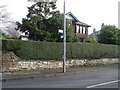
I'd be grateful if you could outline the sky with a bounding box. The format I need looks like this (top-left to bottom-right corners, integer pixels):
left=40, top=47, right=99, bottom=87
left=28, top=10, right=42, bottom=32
left=0, top=0, right=119, bottom=34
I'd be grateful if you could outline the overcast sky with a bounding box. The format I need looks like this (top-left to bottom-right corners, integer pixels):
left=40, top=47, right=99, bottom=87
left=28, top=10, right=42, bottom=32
left=0, top=0, right=119, bottom=34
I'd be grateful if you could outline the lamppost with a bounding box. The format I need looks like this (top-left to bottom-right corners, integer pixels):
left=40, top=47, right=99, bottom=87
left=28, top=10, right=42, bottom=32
left=63, top=0, right=66, bottom=73
left=118, top=1, right=120, bottom=28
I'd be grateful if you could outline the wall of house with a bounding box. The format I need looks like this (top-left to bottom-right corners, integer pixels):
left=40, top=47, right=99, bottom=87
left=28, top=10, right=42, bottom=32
left=74, top=25, right=89, bottom=42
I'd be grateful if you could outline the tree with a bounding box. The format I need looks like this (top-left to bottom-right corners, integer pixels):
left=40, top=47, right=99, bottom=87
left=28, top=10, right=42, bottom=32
left=17, top=1, right=75, bottom=42
left=17, top=1, right=57, bottom=41
left=6, top=22, right=21, bottom=39
left=28, top=0, right=42, bottom=2
left=118, top=30, right=120, bottom=45
left=85, top=28, right=98, bottom=43
left=85, top=37, right=97, bottom=43
left=27, top=0, right=57, bottom=19
left=0, top=5, right=8, bottom=34
left=47, top=11, right=75, bottom=42
left=0, top=5, right=8, bottom=23
left=0, top=5, right=19, bottom=39
left=28, top=0, right=57, bottom=3
left=0, top=32, right=5, bottom=39
left=98, top=25, right=120, bottom=45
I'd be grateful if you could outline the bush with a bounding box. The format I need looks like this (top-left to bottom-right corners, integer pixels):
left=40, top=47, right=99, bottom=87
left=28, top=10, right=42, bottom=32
left=2, top=39, right=63, bottom=60
left=2, top=39, right=119, bottom=60
left=85, top=37, right=97, bottom=43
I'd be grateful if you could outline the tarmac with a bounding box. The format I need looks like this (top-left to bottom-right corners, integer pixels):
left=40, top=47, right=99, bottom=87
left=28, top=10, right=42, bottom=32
left=2, top=64, right=118, bottom=81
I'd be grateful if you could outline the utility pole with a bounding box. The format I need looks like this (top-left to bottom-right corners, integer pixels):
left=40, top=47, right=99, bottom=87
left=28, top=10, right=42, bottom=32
left=118, top=1, right=120, bottom=28
left=63, top=0, right=66, bottom=73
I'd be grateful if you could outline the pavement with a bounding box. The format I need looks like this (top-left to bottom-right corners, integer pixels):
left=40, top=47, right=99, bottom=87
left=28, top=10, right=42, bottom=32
left=2, top=64, right=118, bottom=81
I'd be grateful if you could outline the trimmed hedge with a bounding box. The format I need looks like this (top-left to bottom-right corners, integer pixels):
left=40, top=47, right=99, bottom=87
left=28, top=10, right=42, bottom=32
left=2, top=39, right=119, bottom=60
left=0, top=39, right=2, bottom=51
left=67, top=42, right=119, bottom=59
left=2, top=39, right=62, bottom=60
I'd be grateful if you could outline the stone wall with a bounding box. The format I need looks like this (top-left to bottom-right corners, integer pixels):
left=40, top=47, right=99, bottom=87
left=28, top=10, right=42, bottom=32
left=2, top=52, right=20, bottom=72
left=2, top=52, right=118, bottom=72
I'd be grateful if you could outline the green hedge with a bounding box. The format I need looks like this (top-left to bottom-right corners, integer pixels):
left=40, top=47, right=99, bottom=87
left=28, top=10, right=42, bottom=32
left=0, top=39, right=2, bottom=51
left=2, top=39, right=119, bottom=60
left=67, top=42, right=119, bottom=59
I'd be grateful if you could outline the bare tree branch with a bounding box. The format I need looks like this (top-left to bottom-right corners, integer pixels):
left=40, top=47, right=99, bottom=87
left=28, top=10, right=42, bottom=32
left=0, top=5, right=9, bottom=22
left=0, top=5, right=14, bottom=35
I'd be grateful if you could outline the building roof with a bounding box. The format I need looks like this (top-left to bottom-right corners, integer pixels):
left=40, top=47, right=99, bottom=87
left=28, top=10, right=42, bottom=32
left=89, top=30, right=100, bottom=37
left=66, top=12, right=91, bottom=27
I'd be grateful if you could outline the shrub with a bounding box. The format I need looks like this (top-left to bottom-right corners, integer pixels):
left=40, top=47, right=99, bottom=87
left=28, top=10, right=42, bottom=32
left=2, top=39, right=119, bottom=60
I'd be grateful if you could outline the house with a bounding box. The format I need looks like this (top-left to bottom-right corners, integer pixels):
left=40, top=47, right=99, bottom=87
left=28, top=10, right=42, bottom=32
left=20, top=31, right=29, bottom=41
left=88, top=23, right=105, bottom=42
left=66, top=12, right=91, bottom=42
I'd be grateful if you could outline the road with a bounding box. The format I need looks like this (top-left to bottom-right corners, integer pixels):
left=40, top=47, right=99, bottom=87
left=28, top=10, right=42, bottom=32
left=2, top=64, right=119, bottom=88
left=0, top=73, right=1, bottom=90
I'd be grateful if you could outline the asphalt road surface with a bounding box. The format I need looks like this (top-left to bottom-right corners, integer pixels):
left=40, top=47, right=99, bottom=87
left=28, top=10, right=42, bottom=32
left=2, top=64, right=119, bottom=88
left=0, top=73, right=2, bottom=90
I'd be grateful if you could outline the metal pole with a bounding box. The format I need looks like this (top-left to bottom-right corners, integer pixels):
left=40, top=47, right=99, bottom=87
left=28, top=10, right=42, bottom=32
left=63, top=0, right=66, bottom=73
left=118, top=1, right=120, bottom=28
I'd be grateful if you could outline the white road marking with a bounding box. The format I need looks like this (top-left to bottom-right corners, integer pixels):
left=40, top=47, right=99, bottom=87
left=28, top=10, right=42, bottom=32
left=87, top=80, right=120, bottom=88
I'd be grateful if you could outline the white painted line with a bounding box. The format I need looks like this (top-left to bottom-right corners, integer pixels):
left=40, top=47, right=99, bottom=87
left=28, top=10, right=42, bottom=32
left=87, top=80, right=120, bottom=88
